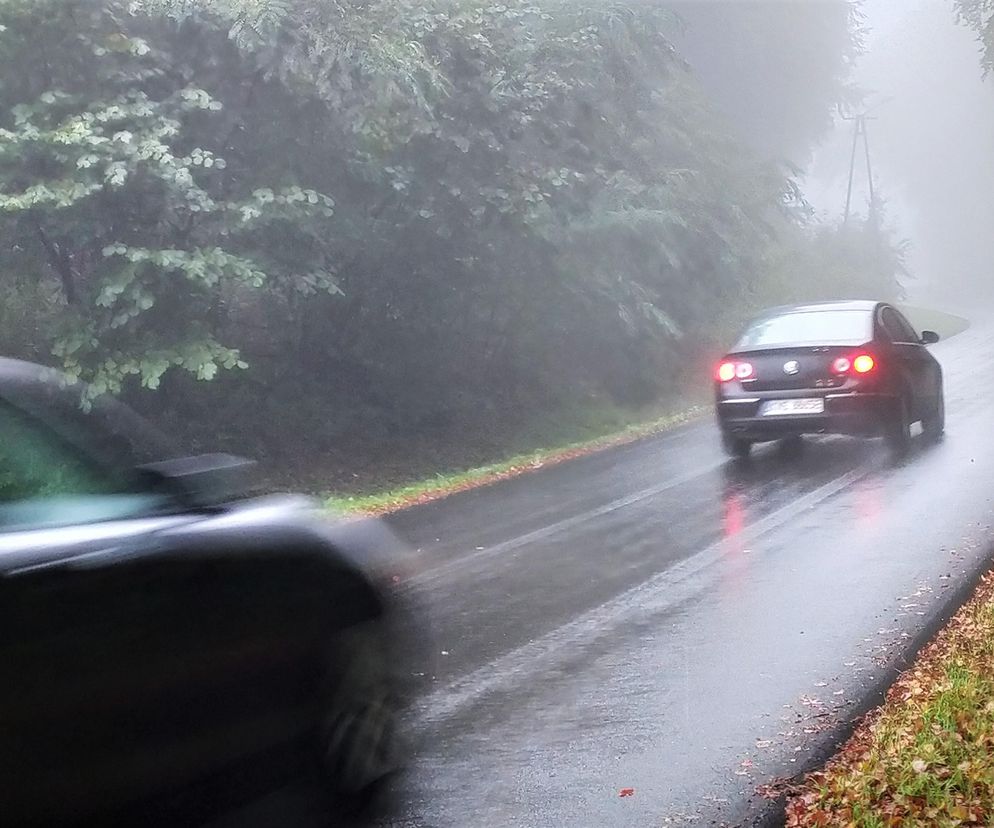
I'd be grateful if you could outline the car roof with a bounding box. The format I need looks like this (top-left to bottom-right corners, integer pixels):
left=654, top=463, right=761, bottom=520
left=0, top=356, right=175, bottom=461
left=730, top=300, right=885, bottom=353
left=754, top=300, right=882, bottom=318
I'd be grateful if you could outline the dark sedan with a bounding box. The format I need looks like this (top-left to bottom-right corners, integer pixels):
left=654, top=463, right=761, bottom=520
left=0, top=358, right=414, bottom=825
left=715, top=301, right=944, bottom=458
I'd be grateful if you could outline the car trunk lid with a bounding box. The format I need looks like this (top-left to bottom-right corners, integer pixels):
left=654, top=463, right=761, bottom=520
left=731, top=345, right=862, bottom=392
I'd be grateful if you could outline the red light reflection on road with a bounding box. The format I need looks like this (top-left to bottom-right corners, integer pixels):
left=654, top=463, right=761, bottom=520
left=720, top=489, right=750, bottom=599
left=723, top=490, right=745, bottom=542
left=855, top=481, right=883, bottom=528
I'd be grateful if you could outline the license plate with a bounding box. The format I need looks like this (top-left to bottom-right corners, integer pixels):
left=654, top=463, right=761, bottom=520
left=760, top=398, right=824, bottom=416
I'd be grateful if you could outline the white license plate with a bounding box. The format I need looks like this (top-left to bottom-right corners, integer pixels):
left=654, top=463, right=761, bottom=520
left=760, top=398, right=824, bottom=416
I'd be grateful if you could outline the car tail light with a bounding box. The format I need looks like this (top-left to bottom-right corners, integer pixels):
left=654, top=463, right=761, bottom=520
left=717, top=361, right=754, bottom=382
left=831, top=353, right=875, bottom=375
left=853, top=354, right=875, bottom=374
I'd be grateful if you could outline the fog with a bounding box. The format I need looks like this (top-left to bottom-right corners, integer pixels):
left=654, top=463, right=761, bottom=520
left=673, top=0, right=994, bottom=311
left=669, top=0, right=855, bottom=165
left=803, top=0, right=994, bottom=309
left=2, top=0, right=989, bottom=489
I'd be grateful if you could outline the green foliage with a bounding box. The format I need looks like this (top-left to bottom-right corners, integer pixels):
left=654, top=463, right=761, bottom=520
left=0, top=0, right=333, bottom=397
left=0, top=0, right=904, bottom=467
left=956, top=0, right=994, bottom=74
left=763, top=213, right=908, bottom=310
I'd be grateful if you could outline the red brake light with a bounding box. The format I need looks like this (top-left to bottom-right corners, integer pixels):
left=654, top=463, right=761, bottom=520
left=832, top=357, right=851, bottom=374
left=853, top=354, right=875, bottom=374
left=735, top=362, right=754, bottom=379
left=717, top=361, right=754, bottom=382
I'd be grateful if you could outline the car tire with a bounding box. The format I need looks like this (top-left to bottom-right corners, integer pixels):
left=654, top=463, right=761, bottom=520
left=721, top=432, right=752, bottom=459
left=318, top=623, right=400, bottom=816
left=922, top=392, right=945, bottom=441
left=885, top=395, right=912, bottom=457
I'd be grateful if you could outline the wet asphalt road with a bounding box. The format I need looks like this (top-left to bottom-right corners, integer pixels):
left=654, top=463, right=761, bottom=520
left=224, top=317, right=994, bottom=827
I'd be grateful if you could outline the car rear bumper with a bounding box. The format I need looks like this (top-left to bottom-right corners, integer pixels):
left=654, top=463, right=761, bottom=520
left=716, top=391, right=895, bottom=441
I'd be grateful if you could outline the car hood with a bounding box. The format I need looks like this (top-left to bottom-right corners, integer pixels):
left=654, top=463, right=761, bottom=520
left=183, top=493, right=415, bottom=582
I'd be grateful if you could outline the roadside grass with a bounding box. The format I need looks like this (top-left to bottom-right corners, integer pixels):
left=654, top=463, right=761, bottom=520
left=786, top=570, right=994, bottom=827
left=324, top=403, right=707, bottom=516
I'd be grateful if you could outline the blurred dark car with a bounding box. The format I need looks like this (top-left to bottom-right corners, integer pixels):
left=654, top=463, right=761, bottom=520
left=715, top=300, right=944, bottom=458
left=0, top=358, right=412, bottom=825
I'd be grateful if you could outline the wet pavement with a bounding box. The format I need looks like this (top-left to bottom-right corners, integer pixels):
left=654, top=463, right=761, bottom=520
left=225, top=318, right=994, bottom=827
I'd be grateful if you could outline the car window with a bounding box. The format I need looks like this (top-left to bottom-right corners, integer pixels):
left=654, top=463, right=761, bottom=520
left=1, top=379, right=173, bottom=469
left=894, top=310, right=920, bottom=343
left=735, top=310, right=873, bottom=349
left=0, top=402, right=167, bottom=531
left=880, top=307, right=918, bottom=344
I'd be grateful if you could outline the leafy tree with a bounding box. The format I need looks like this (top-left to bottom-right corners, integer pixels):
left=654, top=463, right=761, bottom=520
left=956, top=0, right=994, bottom=74
left=0, top=0, right=904, bottom=479
left=0, top=0, right=333, bottom=396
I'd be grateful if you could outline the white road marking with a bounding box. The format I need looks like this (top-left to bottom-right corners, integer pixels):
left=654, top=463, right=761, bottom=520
left=411, top=463, right=875, bottom=730
left=409, top=455, right=727, bottom=588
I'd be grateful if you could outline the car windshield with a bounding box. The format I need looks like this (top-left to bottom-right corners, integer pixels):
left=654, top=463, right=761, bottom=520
left=1, top=378, right=174, bottom=470
left=735, top=309, right=873, bottom=349
left=0, top=399, right=170, bottom=531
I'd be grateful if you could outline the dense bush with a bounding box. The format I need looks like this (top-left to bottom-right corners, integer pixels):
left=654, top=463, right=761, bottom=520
left=0, top=0, right=905, bottom=482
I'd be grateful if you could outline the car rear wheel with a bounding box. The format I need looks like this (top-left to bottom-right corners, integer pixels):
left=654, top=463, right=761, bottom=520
left=885, top=395, right=912, bottom=457
left=721, top=432, right=752, bottom=459
left=318, top=624, right=400, bottom=815
left=922, top=392, right=945, bottom=441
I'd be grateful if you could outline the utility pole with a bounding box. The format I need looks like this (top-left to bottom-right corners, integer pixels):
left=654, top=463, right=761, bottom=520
left=841, top=97, right=890, bottom=225
left=843, top=114, right=862, bottom=226
left=862, top=116, right=875, bottom=211
left=843, top=114, right=877, bottom=226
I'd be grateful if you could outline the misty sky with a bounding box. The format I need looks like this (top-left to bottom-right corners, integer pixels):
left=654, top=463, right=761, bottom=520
left=803, top=0, right=994, bottom=308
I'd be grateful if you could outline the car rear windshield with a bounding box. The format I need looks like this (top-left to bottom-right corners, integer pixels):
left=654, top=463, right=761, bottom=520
left=735, top=309, right=873, bottom=349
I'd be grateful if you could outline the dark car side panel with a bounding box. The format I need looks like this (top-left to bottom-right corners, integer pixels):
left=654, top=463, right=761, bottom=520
left=0, top=505, right=387, bottom=825
left=0, top=359, right=404, bottom=825
left=876, top=305, right=942, bottom=422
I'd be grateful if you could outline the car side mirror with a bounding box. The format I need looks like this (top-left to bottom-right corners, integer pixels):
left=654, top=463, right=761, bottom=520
left=135, top=453, right=256, bottom=507
left=920, top=330, right=940, bottom=345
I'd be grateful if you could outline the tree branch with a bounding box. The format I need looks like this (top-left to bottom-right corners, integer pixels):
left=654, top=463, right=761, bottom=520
left=35, top=223, right=78, bottom=304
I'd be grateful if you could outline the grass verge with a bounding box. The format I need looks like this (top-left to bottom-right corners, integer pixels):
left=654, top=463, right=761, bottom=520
left=324, top=404, right=707, bottom=516
left=786, top=568, right=994, bottom=827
